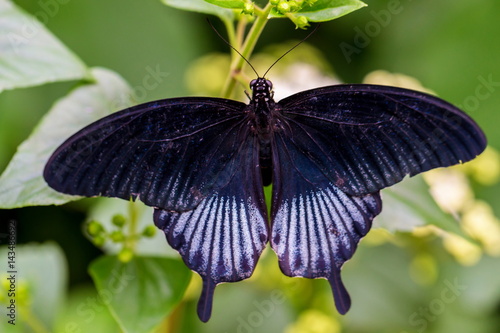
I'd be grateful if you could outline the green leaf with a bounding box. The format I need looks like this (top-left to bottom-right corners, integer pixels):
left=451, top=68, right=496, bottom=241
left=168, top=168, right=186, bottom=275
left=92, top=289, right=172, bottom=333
left=270, top=0, right=367, bottom=22
left=0, top=67, right=133, bottom=208
left=204, top=0, right=245, bottom=9
left=54, top=285, right=121, bottom=332
left=0, top=1, right=89, bottom=93
left=377, top=175, right=468, bottom=238
left=89, top=255, right=191, bottom=333
left=161, top=0, right=234, bottom=23
left=0, top=242, right=67, bottom=332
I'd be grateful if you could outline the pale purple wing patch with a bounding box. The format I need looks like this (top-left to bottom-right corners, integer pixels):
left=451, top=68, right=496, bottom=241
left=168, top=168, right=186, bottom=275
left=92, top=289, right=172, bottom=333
left=270, top=130, right=382, bottom=314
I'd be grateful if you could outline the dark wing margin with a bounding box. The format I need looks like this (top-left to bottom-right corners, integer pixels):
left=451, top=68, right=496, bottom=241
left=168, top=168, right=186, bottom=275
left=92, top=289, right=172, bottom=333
left=276, top=84, right=487, bottom=196
left=154, top=132, right=268, bottom=322
left=43, top=97, right=249, bottom=211
left=270, top=132, right=382, bottom=314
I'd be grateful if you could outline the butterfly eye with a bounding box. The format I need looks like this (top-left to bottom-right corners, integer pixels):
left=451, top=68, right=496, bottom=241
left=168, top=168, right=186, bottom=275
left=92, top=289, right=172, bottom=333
left=265, top=80, right=273, bottom=89
left=250, top=79, right=257, bottom=88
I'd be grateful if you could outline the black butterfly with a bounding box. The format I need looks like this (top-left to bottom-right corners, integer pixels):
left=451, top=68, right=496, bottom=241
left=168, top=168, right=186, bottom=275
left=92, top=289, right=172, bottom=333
left=44, top=77, right=486, bottom=322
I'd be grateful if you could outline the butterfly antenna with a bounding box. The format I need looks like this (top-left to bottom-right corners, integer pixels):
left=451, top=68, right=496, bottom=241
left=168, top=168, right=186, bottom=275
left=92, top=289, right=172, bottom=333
left=207, top=19, right=260, bottom=78
left=262, top=24, right=321, bottom=78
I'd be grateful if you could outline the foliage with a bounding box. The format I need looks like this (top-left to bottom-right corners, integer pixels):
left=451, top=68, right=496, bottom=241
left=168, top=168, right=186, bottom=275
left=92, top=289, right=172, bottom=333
left=89, top=256, right=191, bottom=333
left=0, top=0, right=499, bottom=332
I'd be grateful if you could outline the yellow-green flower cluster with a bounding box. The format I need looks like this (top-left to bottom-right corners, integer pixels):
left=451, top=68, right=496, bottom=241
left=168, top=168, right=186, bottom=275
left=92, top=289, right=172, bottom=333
left=271, top=0, right=316, bottom=29
left=424, top=146, right=500, bottom=264
left=241, top=1, right=254, bottom=15
left=0, top=275, right=30, bottom=307
left=86, top=214, right=157, bottom=263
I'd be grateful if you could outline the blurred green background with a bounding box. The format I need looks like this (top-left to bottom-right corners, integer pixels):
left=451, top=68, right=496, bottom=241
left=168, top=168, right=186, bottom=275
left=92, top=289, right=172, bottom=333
left=1, top=0, right=499, bottom=332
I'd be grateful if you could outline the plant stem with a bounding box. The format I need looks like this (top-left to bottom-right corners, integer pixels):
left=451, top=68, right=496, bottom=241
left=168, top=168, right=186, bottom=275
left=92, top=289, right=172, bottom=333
left=235, top=17, right=247, bottom=49
left=221, top=3, right=272, bottom=99
left=127, top=200, right=139, bottom=252
left=223, top=18, right=237, bottom=52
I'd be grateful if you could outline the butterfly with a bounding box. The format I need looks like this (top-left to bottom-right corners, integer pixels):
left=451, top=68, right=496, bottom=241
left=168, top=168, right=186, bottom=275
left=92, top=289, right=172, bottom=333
left=44, top=76, right=486, bottom=322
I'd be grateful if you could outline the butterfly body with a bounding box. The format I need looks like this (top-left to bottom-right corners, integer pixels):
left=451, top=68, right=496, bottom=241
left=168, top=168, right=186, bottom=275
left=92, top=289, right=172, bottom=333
left=44, top=78, right=486, bottom=322
left=248, top=78, right=280, bottom=185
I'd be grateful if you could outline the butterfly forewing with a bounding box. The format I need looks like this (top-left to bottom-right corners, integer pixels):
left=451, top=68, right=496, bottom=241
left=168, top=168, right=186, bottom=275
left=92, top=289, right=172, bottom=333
left=44, top=98, right=250, bottom=211
left=276, top=84, right=487, bottom=196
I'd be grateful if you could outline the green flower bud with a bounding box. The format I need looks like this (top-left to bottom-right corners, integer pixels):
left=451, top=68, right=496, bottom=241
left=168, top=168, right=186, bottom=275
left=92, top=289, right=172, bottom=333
left=288, top=1, right=299, bottom=11
left=242, top=2, right=254, bottom=15
left=112, top=214, right=127, bottom=228
left=270, top=0, right=280, bottom=5
left=118, top=248, right=134, bottom=263
left=142, top=225, right=157, bottom=237
left=93, top=235, right=106, bottom=247
left=110, top=230, right=125, bottom=242
left=277, top=1, right=290, bottom=14
left=292, top=15, right=310, bottom=29
left=87, top=220, right=104, bottom=236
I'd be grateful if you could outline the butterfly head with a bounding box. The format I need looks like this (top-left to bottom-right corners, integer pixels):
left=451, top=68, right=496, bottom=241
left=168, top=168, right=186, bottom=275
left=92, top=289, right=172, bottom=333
left=250, top=77, right=274, bottom=103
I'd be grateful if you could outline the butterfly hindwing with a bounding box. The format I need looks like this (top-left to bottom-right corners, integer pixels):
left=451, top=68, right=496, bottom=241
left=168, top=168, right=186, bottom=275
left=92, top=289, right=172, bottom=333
left=276, top=84, right=487, bottom=196
left=153, top=132, right=268, bottom=322
left=270, top=130, right=382, bottom=314
left=44, top=98, right=250, bottom=210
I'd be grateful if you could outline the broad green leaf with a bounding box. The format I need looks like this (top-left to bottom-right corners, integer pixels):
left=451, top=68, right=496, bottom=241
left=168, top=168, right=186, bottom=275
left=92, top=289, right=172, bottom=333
left=0, top=67, right=133, bottom=208
left=0, top=1, right=89, bottom=93
left=54, top=285, right=121, bottom=332
left=162, top=0, right=234, bottom=23
left=458, top=255, right=500, bottom=314
left=270, top=0, right=367, bottom=22
left=376, top=175, right=468, bottom=238
left=342, top=243, right=429, bottom=332
left=176, top=278, right=295, bottom=332
left=204, top=0, right=245, bottom=9
left=89, top=255, right=191, bottom=333
left=0, top=242, right=67, bottom=333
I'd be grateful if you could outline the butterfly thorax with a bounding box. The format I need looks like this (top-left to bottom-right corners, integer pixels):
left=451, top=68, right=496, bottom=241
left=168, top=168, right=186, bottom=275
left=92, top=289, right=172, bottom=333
left=249, top=78, right=276, bottom=137
left=249, top=77, right=276, bottom=186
